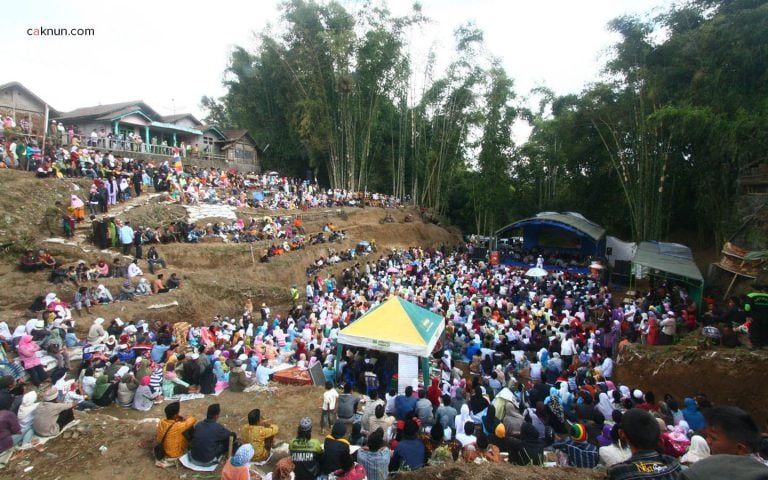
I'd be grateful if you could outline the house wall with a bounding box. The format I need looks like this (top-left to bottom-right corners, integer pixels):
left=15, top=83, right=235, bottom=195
left=0, top=86, right=46, bottom=114
left=225, top=139, right=258, bottom=165
left=0, top=86, right=48, bottom=135
left=120, top=114, right=150, bottom=126
left=172, top=117, right=200, bottom=130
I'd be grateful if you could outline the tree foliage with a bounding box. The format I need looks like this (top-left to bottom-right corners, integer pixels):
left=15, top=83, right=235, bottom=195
left=202, top=0, right=768, bottom=244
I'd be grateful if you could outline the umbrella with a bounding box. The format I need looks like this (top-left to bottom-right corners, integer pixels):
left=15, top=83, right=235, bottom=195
left=525, top=267, right=548, bottom=278
left=387, top=267, right=400, bottom=273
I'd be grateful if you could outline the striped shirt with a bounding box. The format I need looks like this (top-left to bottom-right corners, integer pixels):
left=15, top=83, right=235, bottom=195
left=552, top=439, right=600, bottom=469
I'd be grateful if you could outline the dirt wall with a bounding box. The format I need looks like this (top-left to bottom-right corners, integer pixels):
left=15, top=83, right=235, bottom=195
left=614, top=344, right=768, bottom=428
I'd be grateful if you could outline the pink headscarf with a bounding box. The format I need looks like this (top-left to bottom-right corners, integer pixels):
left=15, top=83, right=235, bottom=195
left=140, top=376, right=151, bottom=386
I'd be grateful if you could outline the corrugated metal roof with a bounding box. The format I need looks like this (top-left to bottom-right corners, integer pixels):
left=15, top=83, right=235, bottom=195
left=149, top=121, right=202, bottom=135
left=497, top=211, right=606, bottom=241
left=633, top=241, right=703, bottom=283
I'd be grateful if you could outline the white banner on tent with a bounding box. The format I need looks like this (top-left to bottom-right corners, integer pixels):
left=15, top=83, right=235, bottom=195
left=398, top=354, right=419, bottom=395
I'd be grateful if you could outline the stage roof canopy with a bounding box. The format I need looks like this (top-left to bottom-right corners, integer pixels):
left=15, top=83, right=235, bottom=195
left=496, top=211, right=606, bottom=241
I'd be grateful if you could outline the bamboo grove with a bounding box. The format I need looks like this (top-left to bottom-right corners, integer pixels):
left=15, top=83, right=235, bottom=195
left=203, top=0, right=768, bottom=245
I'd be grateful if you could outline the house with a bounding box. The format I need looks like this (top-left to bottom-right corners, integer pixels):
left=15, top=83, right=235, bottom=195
left=0, top=81, right=58, bottom=136
left=0, top=81, right=262, bottom=171
left=54, top=101, right=204, bottom=152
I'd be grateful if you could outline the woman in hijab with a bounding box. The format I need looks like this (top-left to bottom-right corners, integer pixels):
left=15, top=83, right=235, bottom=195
left=92, top=374, right=117, bottom=407
left=597, top=392, right=615, bottom=420
left=135, top=278, right=152, bottom=296
left=682, top=397, right=706, bottom=432
left=17, top=335, right=45, bottom=386
left=199, top=351, right=216, bottom=395
left=544, top=387, right=567, bottom=435
left=681, top=435, right=710, bottom=465
left=132, top=376, right=161, bottom=411
left=95, top=285, right=114, bottom=304
left=481, top=404, right=502, bottom=442
left=454, top=404, right=472, bottom=434
left=16, top=391, right=39, bottom=448
left=508, top=421, right=544, bottom=466
left=222, top=443, right=255, bottom=480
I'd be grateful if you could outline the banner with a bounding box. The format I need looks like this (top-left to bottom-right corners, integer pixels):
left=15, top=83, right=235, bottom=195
left=398, top=354, right=419, bottom=394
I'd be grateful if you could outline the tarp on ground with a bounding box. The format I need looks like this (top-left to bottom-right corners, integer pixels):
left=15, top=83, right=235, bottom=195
left=337, top=296, right=445, bottom=357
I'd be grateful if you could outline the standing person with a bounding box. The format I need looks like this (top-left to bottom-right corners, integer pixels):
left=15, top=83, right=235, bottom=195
left=605, top=409, right=682, bottom=480
left=289, top=416, right=323, bottom=480
left=745, top=286, right=768, bottom=349
left=321, top=381, right=339, bottom=435
left=119, top=221, right=135, bottom=255
left=240, top=409, right=279, bottom=464
left=189, top=404, right=237, bottom=466
left=337, top=383, right=359, bottom=426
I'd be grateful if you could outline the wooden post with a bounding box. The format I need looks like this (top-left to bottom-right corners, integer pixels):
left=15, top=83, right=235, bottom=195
left=227, top=435, right=234, bottom=460
left=249, top=243, right=256, bottom=267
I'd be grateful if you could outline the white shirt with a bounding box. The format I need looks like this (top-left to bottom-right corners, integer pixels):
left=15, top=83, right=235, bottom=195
left=323, top=388, right=339, bottom=410
left=560, top=338, right=576, bottom=356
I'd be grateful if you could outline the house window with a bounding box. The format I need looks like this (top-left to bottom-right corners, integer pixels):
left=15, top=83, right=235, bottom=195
left=234, top=149, right=254, bottom=160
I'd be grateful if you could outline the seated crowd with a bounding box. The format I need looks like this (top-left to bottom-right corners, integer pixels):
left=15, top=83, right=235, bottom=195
left=2, top=245, right=766, bottom=479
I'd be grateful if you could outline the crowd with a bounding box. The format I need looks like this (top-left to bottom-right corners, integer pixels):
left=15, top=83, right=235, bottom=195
left=2, top=244, right=767, bottom=479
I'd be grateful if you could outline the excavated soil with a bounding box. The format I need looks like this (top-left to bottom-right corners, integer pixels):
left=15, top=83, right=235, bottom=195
left=614, top=342, right=768, bottom=428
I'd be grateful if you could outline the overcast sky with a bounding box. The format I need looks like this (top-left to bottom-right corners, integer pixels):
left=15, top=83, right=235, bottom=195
left=6, top=0, right=672, bottom=126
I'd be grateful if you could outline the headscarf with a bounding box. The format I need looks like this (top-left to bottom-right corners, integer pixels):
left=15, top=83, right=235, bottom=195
left=682, top=398, right=706, bottom=431
left=231, top=443, right=254, bottom=467
left=681, top=435, right=710, bottom=464
left=93, top=375, right=110, bottom=399
left=273, top=457, right=295, bottom=480
left=482, top=404, right=501, bottom=437
left=455, top=403, right=471, bottom=432
left=0, top=322, right=11, bottom=340
left=140, top=376, right=151, bottom=386
left=12, top=326, right=26, bottom=340
left=17, top=391, right=38, bottom=423
left=597, top=392, right=614, bottom=419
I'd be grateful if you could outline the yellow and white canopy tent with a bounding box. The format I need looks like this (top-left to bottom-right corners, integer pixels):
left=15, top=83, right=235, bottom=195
left=336, top=296, right=445, bottom=391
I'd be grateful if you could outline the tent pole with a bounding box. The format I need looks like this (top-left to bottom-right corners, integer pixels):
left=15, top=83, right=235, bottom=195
left=335, top=343, right=342, bottom=386
left=723, top=273, right=738, bottom=301
left=421, top=357, right=429, bottom=389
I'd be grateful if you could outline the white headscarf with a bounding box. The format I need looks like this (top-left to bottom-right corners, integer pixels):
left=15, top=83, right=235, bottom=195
left=455, top=403, right=471, bottom=433
left=597, top=392, right=615, bottom=419
left=17, top=391, right=38, bottom=424
left=681, top=435, right=710, bottom=464
left=0, top=322, right=11, bottom=340
left=12, top=325, right=26, bottom=339
left=44, top=293, right=57, bottom=306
